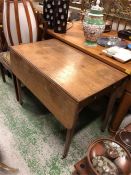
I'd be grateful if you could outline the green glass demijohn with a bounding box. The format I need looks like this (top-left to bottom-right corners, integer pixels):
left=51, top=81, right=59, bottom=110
left=83, top=0, right=105, bottom=42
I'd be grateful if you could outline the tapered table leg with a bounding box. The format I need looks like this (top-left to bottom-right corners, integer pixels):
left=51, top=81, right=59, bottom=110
left=0, top=63, right=6, bottom=82
left=101, top=89, right=118, bottom=132
left=101, top=81, right=125, bottom=132
left=62, top=128, right=75, bottom=159
left=12, top=74, right=19, bottom=101
left=16, top=78, right=23, bottom=105
left=109, top=91, right=131, bottom=134
left=62, top=111, right=79, bottom=158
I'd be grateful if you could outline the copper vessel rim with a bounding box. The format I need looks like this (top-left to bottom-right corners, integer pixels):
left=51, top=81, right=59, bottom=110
left=87, top=137, right=131, bottom=175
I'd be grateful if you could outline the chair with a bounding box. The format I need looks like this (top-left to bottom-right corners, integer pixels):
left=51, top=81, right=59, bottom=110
left=104, top=14, right=131, bottom=31
left=0, top=0, right=2, bottom=25
left=0, top=0, right=47, bottom=102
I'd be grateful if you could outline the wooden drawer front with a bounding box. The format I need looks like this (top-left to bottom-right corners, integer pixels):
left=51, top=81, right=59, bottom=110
left=11, top=51, right=78, bottom=129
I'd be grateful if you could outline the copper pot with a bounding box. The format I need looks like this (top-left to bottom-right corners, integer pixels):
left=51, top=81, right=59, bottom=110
left=87, top=138, right=131, bottom=175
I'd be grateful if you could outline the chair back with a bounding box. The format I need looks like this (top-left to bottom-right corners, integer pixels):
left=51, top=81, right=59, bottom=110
left=3, top=0, right=38, bottom=46
left=105, top=14, right=131, bottom=31
left=0, top=0, right=3, bottom=25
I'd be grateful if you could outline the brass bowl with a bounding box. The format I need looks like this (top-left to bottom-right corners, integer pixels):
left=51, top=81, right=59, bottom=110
left=87, top=138, right=131, bottom=175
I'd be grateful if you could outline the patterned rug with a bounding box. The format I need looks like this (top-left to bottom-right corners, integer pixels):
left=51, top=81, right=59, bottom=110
left=0, top=75, right=108, bottom=175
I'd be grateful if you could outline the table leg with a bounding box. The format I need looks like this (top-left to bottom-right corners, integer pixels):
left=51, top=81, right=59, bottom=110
left=0, top=63, right=6, bottom=82
left=101, top=82, right=125, bottom=132
left=16, top=78, right=23, bottom=105
left=109, top=91, right=131, bottom=134
left=62, top=127, right=75, bottom=159
left=12, top=74, right=19, bottom=102
left=101, top=89, right=118, bottom=132
left=62, top=110, right=79, bottom=158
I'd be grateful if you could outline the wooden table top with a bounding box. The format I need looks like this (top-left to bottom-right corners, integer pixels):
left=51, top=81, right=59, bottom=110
left=48, top=21, right=131, bottom=74
left=10, top=39, right=126, bottom=103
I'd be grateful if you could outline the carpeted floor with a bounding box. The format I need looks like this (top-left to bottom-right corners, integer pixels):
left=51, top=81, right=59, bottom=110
left=0, top=74, right=126, bottom=175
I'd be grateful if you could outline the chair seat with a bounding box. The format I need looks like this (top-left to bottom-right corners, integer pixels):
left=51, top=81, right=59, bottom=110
left=0, top=51, right=11, bottom=71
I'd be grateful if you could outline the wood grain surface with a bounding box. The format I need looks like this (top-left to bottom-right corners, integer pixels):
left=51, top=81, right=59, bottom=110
left=10, top=39, right=126, bottom=103
left=47, top=21, right=131, bottom=74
